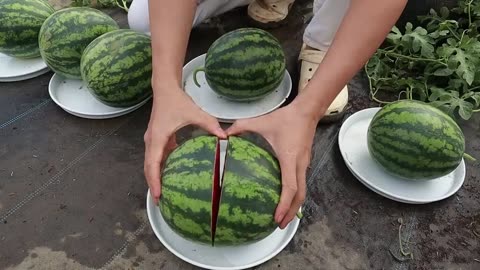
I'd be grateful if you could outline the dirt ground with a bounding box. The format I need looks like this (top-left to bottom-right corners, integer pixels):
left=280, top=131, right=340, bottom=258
left=1, top=1, right=479, bottom=270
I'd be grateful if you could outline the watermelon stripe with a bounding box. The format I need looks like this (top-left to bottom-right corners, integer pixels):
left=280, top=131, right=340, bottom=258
left=371, top=127, right=463, bottom=159
left=215, top=228, right=272, bottom=245
left=160, top=201, right=210, bottom=235
left=228, top=137, right=280, bottom=170
left=80, top=29, right=152, bottom=107
left=368, top=142, right=457, bottom=178
left=371, top=108, right=464, bottom=141
left=370, top=128, right=463, bottom=159
left=369, top=124, right=464, bottom=153
left=0, top=0, right=55, bottom=58
left=220, top=173, right=280, bottom=206
left=200, top=28, right=285, bottom=101
left=221, top=159, right=280, bottom=190
left=215, top=207, right=275, bottom=234
left=160, top=201, right=211, bottom=243
left=369, top=139, right=461, bottom=172
left=207, top=46, right=284, bottom=70
left=207, top=71, right=283, bottom=97
left=207, top=31, right=280, bottom=55
left=162, top=173, right=214, bottom=192
left=373, top=100, right=460, bottom=125
left=39, top=7, right=119, bottom=78
left=206, top=67, right=282, bottom=87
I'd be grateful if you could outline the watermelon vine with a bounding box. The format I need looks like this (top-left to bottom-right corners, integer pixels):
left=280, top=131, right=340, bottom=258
left=365, top=0, right=480, bottom=121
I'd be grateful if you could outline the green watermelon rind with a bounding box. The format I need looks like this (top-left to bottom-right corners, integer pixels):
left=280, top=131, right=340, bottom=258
left=38, top=7, right=119, bottom=79
left=80, top=29, right=153, bottom=108
left=366, top=99, right=465, bottom=180
left=158, top=135, right=281, bottom=246
left=159, top=135, right=218, bottom=245
left=0, top=0, right=55, bottom=58
left=194, top=28, right=286, bottom=102
left=214, top=136, right=281, bottom=246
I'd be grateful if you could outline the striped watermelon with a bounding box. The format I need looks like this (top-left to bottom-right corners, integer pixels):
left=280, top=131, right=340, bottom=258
left=80, top=29, right=152, bottom=107
left=193, top=28, right=286, bottom=101
left=0, top=0, right=55, bottom=58
left=38, top=7, right=119, bottom=79
left=159, top=135, right=281, bottom=246
left=367, top=99, right=466, bottom=180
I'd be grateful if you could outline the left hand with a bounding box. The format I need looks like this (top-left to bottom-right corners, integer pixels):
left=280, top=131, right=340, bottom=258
left=226, top=102, right=319, bottom=229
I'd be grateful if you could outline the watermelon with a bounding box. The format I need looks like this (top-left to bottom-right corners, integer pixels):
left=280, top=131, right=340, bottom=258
left=367, top=99, right=466, bottom=180
left=0, top=0, right=55, bottom=58
left=193, top=28, right=286, bottom=102
left=80, top=29, right=152, bottom=107
left=38, top=7, right=119, bottom=79
left=159, top=135, right=281, bottom=246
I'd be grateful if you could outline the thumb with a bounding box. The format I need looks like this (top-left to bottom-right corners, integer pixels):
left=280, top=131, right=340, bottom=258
left=191, top=110, right=227, bottom=139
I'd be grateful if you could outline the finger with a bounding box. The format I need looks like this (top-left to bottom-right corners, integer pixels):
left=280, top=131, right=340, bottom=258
left=274, top=156, right=298, bottom=224
left=279, top=159, right=307, bottom=229
left=165, top=134, right=178, bottom=156
left=226, top=118, right=261, bottom=136
left=191, top=110, right=227, bottom=139
left=144, top=140, right=167, bottom=205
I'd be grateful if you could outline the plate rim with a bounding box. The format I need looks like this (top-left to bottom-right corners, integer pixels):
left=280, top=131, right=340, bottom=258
left=48, top=73, right=152, bottom=119
left=182, top=53, right=292, bottom=122
left=0, top=52, right=49, bottom=80
left=145, top=189, right=300, bottom=270
left=338, top=107, right=466, bottom=204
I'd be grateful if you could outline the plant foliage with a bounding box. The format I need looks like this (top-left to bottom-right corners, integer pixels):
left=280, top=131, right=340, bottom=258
left=365, top=0, right=480, bottom=120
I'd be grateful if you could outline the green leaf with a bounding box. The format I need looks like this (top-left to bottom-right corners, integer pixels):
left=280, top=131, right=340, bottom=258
left=440, top=6, right=450, bottom=19
left=429, top=86, right=455, bottom=101
left=387, top=26, right=403, bottom=44
left=429, top=29, right=450, bottom=38
left=448, top=79, right=469, bottom=92
left=458, top=100, right=474, bottom=120
left=433, top=68, right=455, bottom=76
left=470, top=92, right=480, bottom=107
left=438, top=46, right=478, bottom=85
left=401, top=24, right=435, bottom=58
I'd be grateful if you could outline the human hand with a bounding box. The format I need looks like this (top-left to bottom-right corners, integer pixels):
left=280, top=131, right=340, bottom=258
left=226, top=102, right=319, bottom=229
left=144, top=85, right=227, bottom=205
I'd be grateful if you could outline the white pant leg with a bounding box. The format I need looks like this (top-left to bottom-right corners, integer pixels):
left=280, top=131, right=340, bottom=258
left=303, top=0, right=351, bottom=51
left=127, top=0, right=251, bottom=34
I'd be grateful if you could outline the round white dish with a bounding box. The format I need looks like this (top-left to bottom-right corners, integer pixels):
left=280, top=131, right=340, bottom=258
left=182, top=54, right=292, bottom=123
left=0, top=52, right=50, bottom=82
left=48, top=73, right=151, bottom=119
left=338, top=107, right=466, bottom=204
left=146, top=189, right=300, bottom=270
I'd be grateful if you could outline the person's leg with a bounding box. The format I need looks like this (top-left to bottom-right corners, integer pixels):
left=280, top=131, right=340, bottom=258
left=303, top=0, right=350, bottom=50
left=128, top=0, right=251, bottom=34
left=298, top=0, right=351, bottom=122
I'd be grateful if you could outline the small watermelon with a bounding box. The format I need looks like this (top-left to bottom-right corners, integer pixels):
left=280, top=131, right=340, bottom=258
left=367, top=99, right=466, bottom=180
left=0, top=0, right=55, bottom=58
left=193, top=28, right=286, bottom=102
left=80, top=29, right=152, bottom=108
left=159, top=135, right=281, bottom=246
left=38, top=7, right=119, bottom=79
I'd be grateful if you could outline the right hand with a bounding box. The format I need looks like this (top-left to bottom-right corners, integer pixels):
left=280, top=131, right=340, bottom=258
left=144, top=85, right=227, bottom=205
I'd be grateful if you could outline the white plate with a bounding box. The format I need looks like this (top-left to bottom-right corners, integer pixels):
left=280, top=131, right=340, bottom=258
left=0, top=52, right=50, bottom=82
left=48, top=73, right=151, bottom=119
left=338, top=107, right=466, bottom=204
left=182, top=54, right=292, bottom=123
